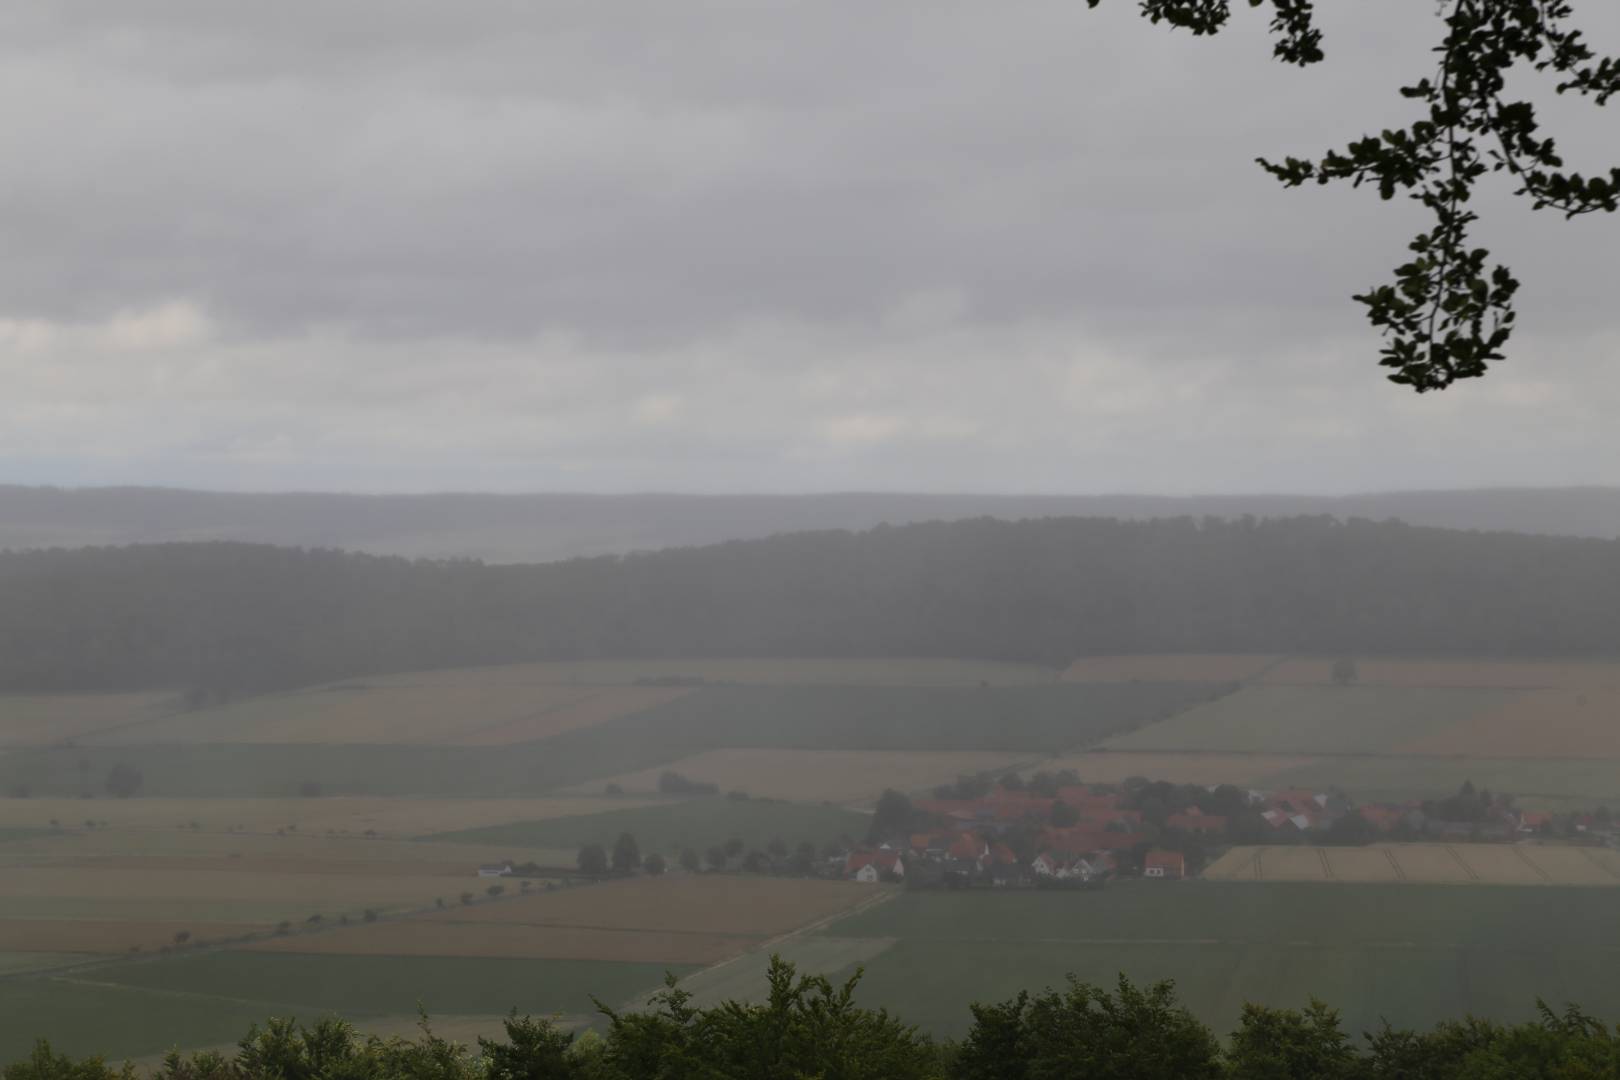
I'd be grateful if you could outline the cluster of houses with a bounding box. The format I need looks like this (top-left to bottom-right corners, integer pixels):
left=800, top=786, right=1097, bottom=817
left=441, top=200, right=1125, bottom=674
left=836, top=779, right=1617, bottom=887
left=842, top=785, right=1193, bottom=887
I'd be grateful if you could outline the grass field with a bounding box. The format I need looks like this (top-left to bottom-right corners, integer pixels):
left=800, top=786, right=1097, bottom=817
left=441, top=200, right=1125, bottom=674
left=1205, top=844, right=1620, bottom=885
left=433, top=797, right=871, bottom=855
left=817, top=883, right=1620, bottom=1038
left=245, top=875, right=879, bottom=966
left=0, top=796, right=666, bottom=838
left=83, top=684, right=694, bottom=746
left=1104, top=685, right=1514, bottom=755
left=3, top=954, right=687, bottom=1063
left=572, top=749, right=1036, bottom=803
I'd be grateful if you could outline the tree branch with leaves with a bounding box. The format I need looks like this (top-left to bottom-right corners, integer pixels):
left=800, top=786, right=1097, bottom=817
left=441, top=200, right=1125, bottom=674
left=1092, top=0, right=1620, bottom=390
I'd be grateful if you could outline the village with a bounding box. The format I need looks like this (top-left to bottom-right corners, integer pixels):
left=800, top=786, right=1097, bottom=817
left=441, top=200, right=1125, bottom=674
left=831, top=770, right=1620, bottom=889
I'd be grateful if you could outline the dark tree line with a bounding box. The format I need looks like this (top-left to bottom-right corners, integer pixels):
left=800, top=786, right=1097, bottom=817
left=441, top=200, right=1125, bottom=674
left=6, top=514, right=1620, bottom=694
left=9, top=960, right=1620, bottom=1080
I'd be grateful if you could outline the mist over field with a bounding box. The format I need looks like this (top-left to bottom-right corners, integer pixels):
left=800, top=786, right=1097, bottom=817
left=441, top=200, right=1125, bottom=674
left=6, top=0, right=1620, bottom=1073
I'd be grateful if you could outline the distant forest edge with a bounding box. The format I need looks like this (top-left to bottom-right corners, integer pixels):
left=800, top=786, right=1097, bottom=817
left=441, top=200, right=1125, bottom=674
left=9, top=485, right=1620, bottom=562
left=5, top=514, right=1620, bottom=694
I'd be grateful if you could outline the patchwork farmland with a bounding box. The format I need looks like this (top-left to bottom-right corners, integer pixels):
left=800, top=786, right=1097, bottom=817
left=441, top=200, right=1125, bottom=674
left=10, top=652, right=1620, bottom=1064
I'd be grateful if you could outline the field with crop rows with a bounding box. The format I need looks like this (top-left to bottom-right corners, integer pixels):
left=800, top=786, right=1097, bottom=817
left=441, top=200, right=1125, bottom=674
left=1205, top=844, right=1620, bottom=885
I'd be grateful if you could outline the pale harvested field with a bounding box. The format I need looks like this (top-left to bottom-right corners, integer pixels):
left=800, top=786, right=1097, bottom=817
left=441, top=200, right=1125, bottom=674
left=0, top=692, right=179, bottom=747
left=81, top=684, right=681, bottom=746
left=0, top=919, right=268, bottom=954
left=415, top=874, right=880, bottom=938
left=1208, top=844, right=1620, bottom=885
left=1262, top=658, right=1620, bottom=690
left=1322, top=847, right=1402, bottom=883
left=1031, top=751, right=1315, bottom=788
left=0, top=796, right=657, bottom=837
left=571, top=749, right=1034, bottom=803
left=1062, top=655, right=1279, bottom=684
left=1402, top=689, right=1620, bottom=758
left=1254, top=846, right=1331, bottom=882
left=1521, top=846, right=1620, bottom=885
left=243, top=921, right=752, bottom=966
left=360, top=658, right=1058, bottom=688
left=448, top=687, right=694, bottom=745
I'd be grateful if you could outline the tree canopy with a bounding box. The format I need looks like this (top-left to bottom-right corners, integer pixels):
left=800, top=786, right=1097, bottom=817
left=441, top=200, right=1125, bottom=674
left=1094, top=0, right=1619, bottom=390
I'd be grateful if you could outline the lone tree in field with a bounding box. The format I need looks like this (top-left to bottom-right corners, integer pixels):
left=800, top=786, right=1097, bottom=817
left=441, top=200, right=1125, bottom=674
left=1096, top=0, right=1619, bottom=389
left=577, top=843, right=609, bottom=876
left=611, top=832, right=641, bottom=875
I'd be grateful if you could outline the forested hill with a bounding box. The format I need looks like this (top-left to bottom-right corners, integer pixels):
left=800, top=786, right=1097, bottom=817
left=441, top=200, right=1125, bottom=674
left=5, top=515, right=1620, bottom=693
left=7, top=485, right=1620, bottom=563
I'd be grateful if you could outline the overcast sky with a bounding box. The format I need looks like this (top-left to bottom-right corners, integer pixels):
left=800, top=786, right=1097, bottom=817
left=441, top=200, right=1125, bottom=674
left=2, top=1, right=1617, bottom=495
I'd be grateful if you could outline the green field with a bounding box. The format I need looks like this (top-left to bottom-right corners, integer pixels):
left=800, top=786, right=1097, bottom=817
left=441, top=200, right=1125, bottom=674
left=615, top=682, right=1227, bottom=754
left=1104, top=685, right=1514, bottom=755
left=433, top=796, right=871, bottom=855
left=0, top=682, right=1219, bottom=798
left=816, top=883, right=1620, bottom=1038
left=2, top=954, right=689, bottom=1063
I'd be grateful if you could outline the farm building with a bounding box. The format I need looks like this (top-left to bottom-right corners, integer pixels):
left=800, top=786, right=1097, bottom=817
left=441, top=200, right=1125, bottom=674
left=476, top=862, right=513, bottom=878
left=1144, top=850, right=1185, bottom=879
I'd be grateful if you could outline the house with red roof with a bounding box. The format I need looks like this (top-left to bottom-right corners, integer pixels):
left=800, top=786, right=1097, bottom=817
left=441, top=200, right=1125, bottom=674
left=844, top=847, right=904, bottom=883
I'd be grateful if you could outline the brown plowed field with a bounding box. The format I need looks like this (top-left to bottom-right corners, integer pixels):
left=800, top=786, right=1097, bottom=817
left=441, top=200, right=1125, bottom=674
left=1062, top=655, right=1278, bottom=683
left=0, top=919, right=267, bottom=954
left=242, top=921, right=752, bottom=965
left=413, top=875, right=877, bottom=938
left=1401, top=689, right=1620, bottom=758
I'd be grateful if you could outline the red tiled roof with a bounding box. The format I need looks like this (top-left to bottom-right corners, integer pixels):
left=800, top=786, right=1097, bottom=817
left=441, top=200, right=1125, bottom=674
left=845, top=849, right=903, bottom=874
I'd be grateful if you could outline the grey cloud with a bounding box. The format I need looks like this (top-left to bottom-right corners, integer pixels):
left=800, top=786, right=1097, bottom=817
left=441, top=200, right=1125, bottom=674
left=0, top=1, right=1617, bottom=495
